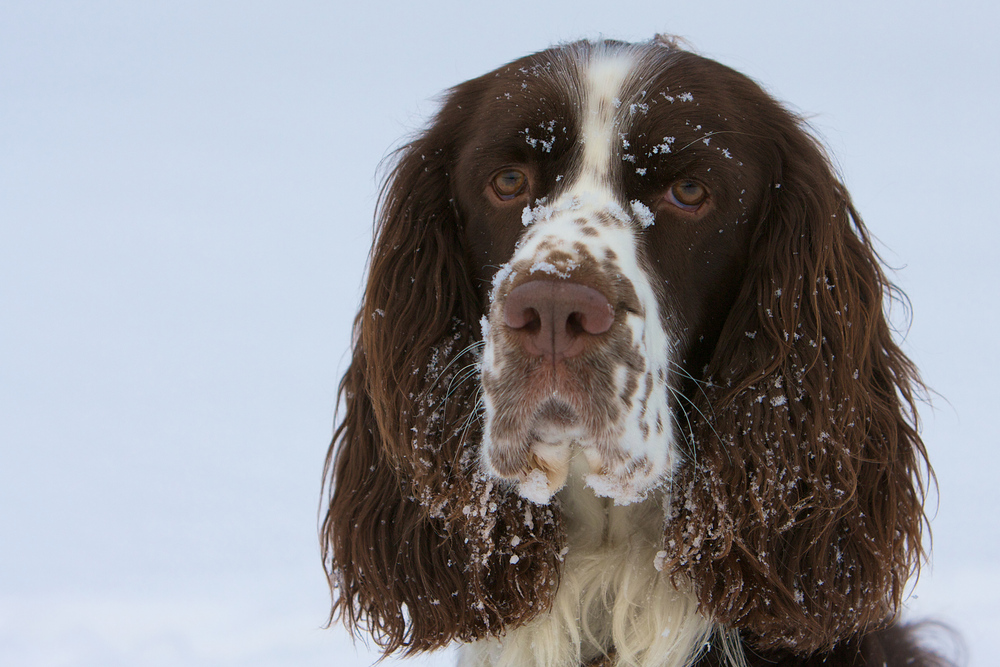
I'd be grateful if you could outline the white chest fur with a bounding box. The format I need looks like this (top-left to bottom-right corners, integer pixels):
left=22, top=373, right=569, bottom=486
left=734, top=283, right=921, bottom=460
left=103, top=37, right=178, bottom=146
left=460, top=455, right=716, bottom=667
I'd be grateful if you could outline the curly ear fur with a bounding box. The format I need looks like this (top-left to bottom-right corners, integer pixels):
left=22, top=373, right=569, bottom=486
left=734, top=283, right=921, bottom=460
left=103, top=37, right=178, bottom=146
left=320, top=97, right=565, bottom=655
left=663, top=107, right=929, bottom=654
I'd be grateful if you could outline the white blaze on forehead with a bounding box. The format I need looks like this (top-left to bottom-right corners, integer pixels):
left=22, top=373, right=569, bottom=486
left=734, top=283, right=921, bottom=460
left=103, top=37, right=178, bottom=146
left=578, top=50, right=636, bottom=187
left=480, top=45, right=682, bottom=505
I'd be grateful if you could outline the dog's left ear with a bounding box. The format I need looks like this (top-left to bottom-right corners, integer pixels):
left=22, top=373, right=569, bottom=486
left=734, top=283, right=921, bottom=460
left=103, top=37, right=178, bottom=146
left=663, top=106, right=930, bottom=654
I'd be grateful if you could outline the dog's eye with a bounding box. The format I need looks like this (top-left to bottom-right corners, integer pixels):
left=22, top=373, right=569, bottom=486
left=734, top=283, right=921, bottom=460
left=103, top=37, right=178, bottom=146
left=492, top=169, right=528, bottom=200
left=666, top=180, right=708, bottom=211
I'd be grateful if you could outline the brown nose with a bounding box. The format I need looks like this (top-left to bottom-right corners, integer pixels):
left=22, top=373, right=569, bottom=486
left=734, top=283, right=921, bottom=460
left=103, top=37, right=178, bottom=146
left=503, top=280, right=614, bottom=361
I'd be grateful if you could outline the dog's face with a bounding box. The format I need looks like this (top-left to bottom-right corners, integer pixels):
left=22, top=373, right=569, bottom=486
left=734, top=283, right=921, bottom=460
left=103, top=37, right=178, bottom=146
left=449, top=42, right=768, bottom=503
left=324, top=38, right=930, bottom=658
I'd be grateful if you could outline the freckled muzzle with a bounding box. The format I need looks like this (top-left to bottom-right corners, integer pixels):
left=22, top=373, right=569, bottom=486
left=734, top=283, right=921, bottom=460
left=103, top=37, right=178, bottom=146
left=479, top=195, right=678, bottom=506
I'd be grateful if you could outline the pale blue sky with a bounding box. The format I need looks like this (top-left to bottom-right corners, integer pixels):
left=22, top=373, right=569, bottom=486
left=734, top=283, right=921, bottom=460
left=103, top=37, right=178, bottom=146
left=2, top=1, right=997, bottom=665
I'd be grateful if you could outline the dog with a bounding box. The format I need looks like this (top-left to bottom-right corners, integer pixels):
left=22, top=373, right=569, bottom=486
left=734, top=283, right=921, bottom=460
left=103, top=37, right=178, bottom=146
left=322, top=36, right=947, bottom=667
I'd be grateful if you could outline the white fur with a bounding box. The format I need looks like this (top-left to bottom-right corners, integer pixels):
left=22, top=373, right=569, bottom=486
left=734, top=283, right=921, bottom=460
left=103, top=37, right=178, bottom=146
left=461, top=459, right=714, bottom=667
left=472, top=49, right=724, bottom=667
left=578, top=49, right=634, bottom=188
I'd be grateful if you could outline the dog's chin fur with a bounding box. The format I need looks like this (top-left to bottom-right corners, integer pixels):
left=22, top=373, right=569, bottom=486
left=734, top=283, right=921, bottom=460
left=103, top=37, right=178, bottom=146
left=460, top=454, right=727, bottom=667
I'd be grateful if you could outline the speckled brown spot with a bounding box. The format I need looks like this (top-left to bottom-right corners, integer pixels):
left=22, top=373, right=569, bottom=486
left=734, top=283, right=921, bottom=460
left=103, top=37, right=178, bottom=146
left=543, top=249, right=575, bottom=265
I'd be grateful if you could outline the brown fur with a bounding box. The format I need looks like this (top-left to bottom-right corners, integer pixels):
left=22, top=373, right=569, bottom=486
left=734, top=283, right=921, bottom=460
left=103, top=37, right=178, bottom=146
left=660, top=94, right=930, bottom=654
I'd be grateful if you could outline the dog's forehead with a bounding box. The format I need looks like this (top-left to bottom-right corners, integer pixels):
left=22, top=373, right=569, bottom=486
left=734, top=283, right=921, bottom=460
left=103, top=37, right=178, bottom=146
left=463, top=42, right=746, bottom=169
left=485, top=41, right=669, bottom=94
left=473, top=44, right=638, bottom=131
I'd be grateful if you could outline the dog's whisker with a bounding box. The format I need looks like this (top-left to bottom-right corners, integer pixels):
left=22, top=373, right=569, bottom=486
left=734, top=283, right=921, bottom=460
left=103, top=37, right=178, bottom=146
left=429, top=340, right=485, bottom=391
left=445, top=362, right=482, bottom=399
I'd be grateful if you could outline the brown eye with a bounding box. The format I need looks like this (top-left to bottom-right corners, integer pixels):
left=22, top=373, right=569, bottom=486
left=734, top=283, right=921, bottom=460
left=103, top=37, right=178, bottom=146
left=492, top=169, right=527, bottom=200
left=666, top=180, right=708, bottom=211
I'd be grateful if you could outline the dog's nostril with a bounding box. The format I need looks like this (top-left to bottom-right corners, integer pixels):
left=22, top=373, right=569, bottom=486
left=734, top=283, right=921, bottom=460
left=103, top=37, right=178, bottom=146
left=566, top=311, right=585, bottom=337
left=505, top=305, right=541, bottom=332
left=521, top=308, right=542, bottom=334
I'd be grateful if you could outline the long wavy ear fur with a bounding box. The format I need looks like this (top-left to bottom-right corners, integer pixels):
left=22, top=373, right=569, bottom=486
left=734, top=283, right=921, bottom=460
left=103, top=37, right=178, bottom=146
left=664, top=104, right=929, bottom=654
left=320, top=91, right=564, bottom=655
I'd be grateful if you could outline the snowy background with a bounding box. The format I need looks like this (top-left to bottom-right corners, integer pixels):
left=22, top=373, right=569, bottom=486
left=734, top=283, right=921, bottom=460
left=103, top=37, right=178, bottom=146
left=2, top=1, right=997, bottom=665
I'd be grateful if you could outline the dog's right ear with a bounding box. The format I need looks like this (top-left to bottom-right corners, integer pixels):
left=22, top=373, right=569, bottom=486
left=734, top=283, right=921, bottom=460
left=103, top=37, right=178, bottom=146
left=320, top=87, right=564, bottom=656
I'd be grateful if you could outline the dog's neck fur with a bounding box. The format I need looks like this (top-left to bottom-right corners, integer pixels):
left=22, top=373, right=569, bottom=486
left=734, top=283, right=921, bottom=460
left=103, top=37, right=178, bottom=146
left=460, top=453, right=728, bottom=667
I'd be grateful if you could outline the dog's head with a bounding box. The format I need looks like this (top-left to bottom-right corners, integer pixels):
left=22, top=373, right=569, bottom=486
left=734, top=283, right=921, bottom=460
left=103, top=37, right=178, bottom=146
left=322, top=37, right=929, bottom=657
